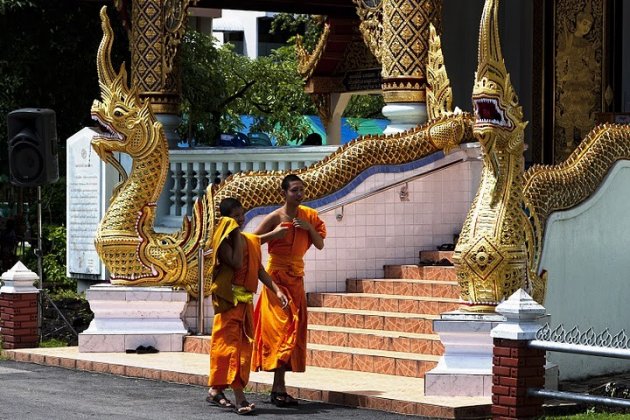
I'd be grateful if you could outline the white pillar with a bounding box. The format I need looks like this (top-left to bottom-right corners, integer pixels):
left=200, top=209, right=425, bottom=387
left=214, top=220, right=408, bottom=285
left=382, top=103, right=428, bottom=135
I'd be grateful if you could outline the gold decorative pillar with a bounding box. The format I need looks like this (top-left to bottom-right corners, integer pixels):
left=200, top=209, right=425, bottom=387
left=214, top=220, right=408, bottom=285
left=381, top=0, right=441, bottom=133
left=131, top=0, right=194, bottom=148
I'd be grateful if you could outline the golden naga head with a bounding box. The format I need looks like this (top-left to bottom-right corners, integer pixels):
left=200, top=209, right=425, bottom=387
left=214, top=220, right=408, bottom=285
left=90, top=7, right=159, bottom=160
left=472, top=0, right=527, bottom=168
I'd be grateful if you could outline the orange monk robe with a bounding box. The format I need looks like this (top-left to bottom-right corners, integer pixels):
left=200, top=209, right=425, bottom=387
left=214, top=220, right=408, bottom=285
left=252, top=205, right=326, bottom=372
left=208, top=218, right=262, bottom=390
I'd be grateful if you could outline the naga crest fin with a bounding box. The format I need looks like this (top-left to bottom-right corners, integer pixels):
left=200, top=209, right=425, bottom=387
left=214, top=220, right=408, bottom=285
left=97, top=7, right=117, bottom=89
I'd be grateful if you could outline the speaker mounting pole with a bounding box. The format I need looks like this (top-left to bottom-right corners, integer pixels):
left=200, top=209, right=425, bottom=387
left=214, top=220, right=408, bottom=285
left=36, top=186, right=43, bottom=340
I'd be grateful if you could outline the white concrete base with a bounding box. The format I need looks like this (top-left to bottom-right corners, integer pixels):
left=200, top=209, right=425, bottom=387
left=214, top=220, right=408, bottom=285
left=424, top=311, right=558, bottom=396
left=79, top=284, right=189, bottom=353
left=424, top=311, right=503, bottom=397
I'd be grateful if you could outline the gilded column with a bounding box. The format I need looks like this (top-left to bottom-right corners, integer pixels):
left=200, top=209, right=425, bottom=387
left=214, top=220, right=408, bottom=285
left=131, top=0, right=193, bottom=148
left=381, top=0, right=441, bottom=133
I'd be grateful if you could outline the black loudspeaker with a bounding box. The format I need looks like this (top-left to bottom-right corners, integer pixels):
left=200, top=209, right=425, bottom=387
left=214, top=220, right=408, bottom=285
left=7, top=108, right=59, bottom=187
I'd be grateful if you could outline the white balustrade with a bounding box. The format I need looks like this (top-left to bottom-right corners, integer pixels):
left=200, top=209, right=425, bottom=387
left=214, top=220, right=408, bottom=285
left=157, top=146, right=338, bottom=228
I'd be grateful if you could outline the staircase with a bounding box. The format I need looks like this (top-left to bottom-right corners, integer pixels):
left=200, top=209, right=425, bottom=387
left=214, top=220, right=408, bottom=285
left=184, top=250, right=459, bottom=373
left=304, top=250, right=458, bottom=378
left=183, top=250, right=491, bottom=418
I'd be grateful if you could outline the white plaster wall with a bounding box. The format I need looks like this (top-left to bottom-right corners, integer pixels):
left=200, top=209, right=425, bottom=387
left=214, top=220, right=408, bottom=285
left=540, top=161, right=630, bottom=380
left=244, top=145, right=482, bottom=294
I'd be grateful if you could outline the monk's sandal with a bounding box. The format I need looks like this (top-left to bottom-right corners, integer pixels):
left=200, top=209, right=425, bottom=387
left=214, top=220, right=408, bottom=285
left=270, top=391, right=299, bottom=407
left=207, top=392, right=235, bottom=409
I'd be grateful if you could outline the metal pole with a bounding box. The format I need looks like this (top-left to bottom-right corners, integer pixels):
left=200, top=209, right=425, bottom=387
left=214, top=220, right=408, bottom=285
left=529, top=340, right=630, bottom=360
left=529, top=388, right=630, bottom=408
left=36, top=186, right=43, bottom=342
left=196, top=247, right=205, bottom=335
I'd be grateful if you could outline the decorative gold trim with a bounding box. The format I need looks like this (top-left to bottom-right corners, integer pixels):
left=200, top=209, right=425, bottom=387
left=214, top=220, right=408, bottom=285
left=296, top=21, right=331, bottom=80
left=552, top=0, right=605, bottom=163
left=382, top=77, right=427, bottom=103
left=163, top=0, right=197, bottom=75
left=131, top=0, right=196, bottom=115
left=383, top=90, right=426, bottom=103
left=426, top=23, right=454, bottom=120
left=353, top=0, right=383, bottom=62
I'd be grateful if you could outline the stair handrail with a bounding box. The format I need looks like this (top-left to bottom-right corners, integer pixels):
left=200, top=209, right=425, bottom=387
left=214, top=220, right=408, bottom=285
left=317, top=142, right=481, bottom=215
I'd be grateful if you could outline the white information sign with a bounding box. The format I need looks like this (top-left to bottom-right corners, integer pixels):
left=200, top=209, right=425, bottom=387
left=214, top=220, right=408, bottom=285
left=66, top=127, right=116, bottom=280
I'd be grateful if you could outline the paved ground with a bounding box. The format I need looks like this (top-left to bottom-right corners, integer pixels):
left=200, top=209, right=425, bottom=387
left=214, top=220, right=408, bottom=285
left=0, top=359, right=413, bottom=419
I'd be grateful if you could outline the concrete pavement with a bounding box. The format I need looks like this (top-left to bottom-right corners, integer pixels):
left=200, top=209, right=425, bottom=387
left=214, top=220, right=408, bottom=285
left=0, top=359, right=413, bottom=419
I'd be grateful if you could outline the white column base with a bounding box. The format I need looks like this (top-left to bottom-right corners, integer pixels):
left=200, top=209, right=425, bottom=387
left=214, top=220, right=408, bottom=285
left=79, top=284, right=189, bottom=353
left=382, top=103, right=427, bottom=134
left=424, top=311, right=558, bottom=396
left=424, top=311, right=503, bottom=397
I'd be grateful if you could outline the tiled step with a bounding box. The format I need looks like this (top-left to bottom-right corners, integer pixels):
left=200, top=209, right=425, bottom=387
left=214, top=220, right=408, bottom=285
left=347, top=278, right=460, bottom=299
left=307, top=324, right=444, bottom=355
left=183, top=335, right=210, bottom=355
left=308, top=307, right=438, bottom=334
left=307, top=292, right=460, bottom=315
left=383, top=264, right=457, bottom=281
left=419, top=250, right=455, bottom=264
left=307, top=343, right=440, bottom=378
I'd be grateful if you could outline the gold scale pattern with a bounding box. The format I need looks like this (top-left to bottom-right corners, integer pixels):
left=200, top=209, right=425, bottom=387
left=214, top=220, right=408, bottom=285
left=90, top=6, right=472, bottom=297
left=453, top=0, right=630, bottom=310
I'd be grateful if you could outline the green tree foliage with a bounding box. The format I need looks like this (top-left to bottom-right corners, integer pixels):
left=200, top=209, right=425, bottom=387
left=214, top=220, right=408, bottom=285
left=180, top=31, right=315, bottom=145
left=270, top=13, right=319, bottom=50
left=40, top=225, right=74, bottom=293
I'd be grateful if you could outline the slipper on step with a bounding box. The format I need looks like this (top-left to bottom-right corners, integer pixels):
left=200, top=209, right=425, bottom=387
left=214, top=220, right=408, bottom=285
left=235, top=400, right=255, bottom=415
left=136, top=345, right=159, bottom=354
left=206, top=392, right=235, bottom=409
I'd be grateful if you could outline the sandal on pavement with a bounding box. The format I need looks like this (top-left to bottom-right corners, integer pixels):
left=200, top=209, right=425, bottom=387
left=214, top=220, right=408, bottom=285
left=270, top=391, right=298, bottom=407
left=206, top=392, right=235, bottom=409
left=235, top=400, right=256, bottom=415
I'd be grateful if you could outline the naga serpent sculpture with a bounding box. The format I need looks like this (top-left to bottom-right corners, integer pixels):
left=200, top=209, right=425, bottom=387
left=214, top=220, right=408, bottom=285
left=91, top=6, right=472, bottom=298
left=91, top=3, right=630, bottom=305
left=91, top=7, right=213, bottom=297
left=453, top=0, right=630, bottom=311
left=453, top=0, right=544, bottom=311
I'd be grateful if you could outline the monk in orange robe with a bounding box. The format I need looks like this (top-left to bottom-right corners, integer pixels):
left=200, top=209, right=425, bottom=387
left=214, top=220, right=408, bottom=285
left=252, top=174, right=326, bottom=407
left=207, top=198, right=288, bottom=415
